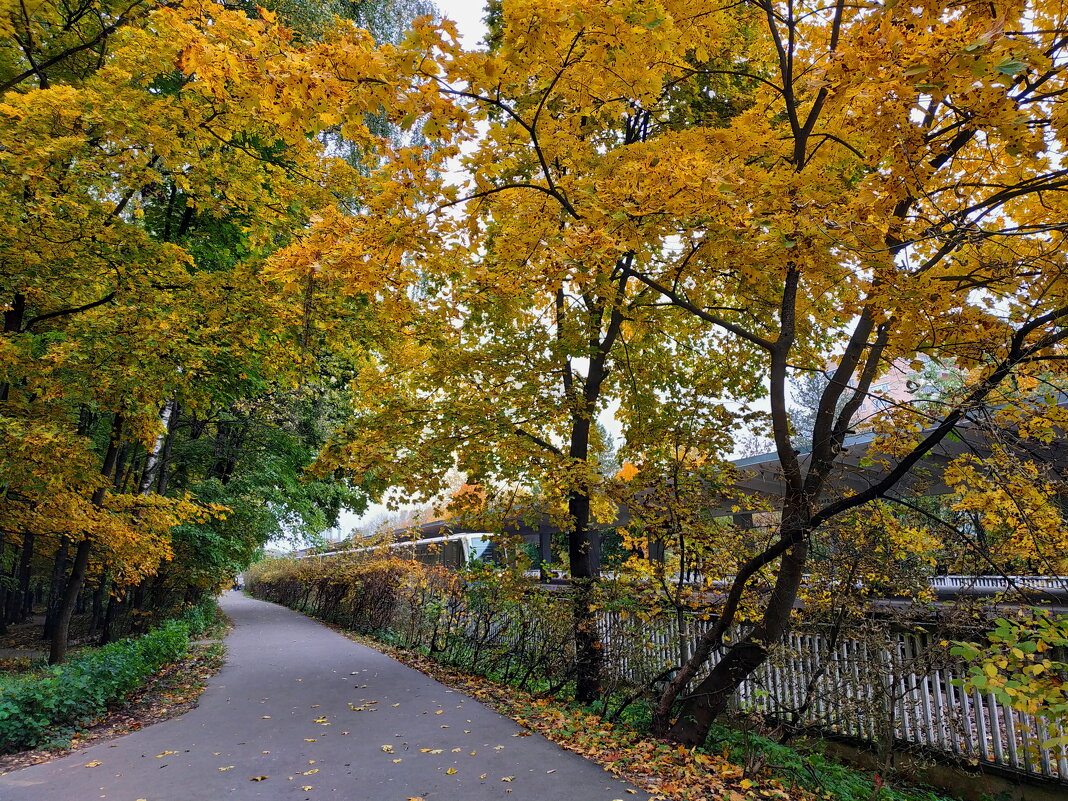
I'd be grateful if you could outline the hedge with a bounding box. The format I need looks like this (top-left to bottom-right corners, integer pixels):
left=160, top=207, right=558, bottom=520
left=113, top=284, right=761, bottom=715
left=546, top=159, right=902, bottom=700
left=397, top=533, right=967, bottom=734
left=0, top=599, right=217, bottom=752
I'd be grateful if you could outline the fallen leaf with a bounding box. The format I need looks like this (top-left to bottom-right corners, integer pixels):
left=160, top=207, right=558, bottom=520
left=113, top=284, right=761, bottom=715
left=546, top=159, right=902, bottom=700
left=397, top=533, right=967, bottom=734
left=84, top=761, right=102, bottom=768
left=303, top=768, right=319, bottom=775
left=155, top=751, right=178, bottom=758
left=381, top=744, right=394, bottom=753
left=446, top=767, right=458, bottom=775
left=218, top=766, right=234, bottom=772
left=392, top=758, right=403, bottom=763
left=435, top=710, right=444, bottom=715
left=250, top=776, right=267, bottom=782
left=261, top=715, right=270, bottom=719
left=301, top=786, right=313, bottom=791
left=304, top=738, right=317, bottom=742
left=502, top=776, right=516, bottom=782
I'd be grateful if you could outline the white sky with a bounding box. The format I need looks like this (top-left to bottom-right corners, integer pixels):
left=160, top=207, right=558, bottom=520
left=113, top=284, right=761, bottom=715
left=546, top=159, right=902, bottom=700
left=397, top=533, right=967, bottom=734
left=318, top=1, right=491, bottom=544
left=435, top=0, right=490, bottom=47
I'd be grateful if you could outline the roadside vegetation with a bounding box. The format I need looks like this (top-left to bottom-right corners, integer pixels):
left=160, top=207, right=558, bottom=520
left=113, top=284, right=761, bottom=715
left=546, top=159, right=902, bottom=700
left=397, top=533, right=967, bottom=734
left=248, top=557, right=959, bottom=801
left=0, top=599, right=223, bottom=753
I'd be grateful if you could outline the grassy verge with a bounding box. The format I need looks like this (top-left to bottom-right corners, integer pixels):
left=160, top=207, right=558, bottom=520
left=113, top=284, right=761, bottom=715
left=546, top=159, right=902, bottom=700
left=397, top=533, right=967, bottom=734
left=0, top=599, right=223, bottom=754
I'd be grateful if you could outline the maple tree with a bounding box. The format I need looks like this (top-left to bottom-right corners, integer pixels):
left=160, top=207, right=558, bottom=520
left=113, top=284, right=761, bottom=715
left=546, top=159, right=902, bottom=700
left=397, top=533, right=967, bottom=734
left=280, top=0, right=1068, bottom=748
left=0, top=0, right=445, bottom=661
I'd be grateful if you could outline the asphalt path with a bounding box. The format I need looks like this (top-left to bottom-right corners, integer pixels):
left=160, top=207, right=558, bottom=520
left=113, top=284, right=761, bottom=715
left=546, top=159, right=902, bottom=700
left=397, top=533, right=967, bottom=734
left=0, top=592, right=651, bottom=801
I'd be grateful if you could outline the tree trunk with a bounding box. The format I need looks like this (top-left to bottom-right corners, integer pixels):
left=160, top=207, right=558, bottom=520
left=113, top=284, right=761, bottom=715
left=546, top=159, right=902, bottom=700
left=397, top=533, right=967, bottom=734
left=15, top=532, right=35, bottom=622
left=90, top=578, right=106, bottom=633
left=99, top=588, right=121, bottom=645
left=155, top=402, right=180, bottom=495
left=0, top=538, right=8, bottom=636
left=139, top=401, right=174, bottom=494
left=3, top=546, right=19, bottom=624
left=43, top=537, right=69, bottom=639
left=49, top=414, right=123, bottom=665
left=666, top=537, right=809, bottom=746
left=0, top=292, right=25, bottom=403
left=568, top=486, right=602, bottom=703
left=48, top=538, right=92, bottom=664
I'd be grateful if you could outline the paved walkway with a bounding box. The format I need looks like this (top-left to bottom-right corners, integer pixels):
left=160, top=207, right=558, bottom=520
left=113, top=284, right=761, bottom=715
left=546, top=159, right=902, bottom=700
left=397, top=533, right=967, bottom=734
left=0, top=592, right=651, bottom=800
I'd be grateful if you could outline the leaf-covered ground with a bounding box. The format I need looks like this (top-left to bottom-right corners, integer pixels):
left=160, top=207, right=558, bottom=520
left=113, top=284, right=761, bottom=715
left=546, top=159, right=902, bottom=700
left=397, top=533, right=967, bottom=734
left=326, top=625, right=812, bottom=801
left=0, top=640, right=225, bottom=775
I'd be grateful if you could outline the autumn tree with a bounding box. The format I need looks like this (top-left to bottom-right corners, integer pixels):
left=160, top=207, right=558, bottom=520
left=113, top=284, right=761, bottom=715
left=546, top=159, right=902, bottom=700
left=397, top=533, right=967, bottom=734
left=277, top=0, right=1068, bottom=746
left=272, top=0, right=776, bottom=702
left=0, top=0, right=451, bottom=660
left=598, top=0, right=1068, bottom=746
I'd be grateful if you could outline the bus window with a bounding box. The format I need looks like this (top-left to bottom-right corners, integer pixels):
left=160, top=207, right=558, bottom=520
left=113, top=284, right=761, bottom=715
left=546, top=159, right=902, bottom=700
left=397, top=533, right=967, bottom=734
left=466, top=536, right=493, bottom=563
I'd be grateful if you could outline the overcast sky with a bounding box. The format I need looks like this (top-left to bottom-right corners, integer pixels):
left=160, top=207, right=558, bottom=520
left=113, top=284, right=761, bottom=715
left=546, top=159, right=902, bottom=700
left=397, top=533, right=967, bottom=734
left=435, top=0, right=490, bottom=46
left=312, top=2, right=492, bottom=544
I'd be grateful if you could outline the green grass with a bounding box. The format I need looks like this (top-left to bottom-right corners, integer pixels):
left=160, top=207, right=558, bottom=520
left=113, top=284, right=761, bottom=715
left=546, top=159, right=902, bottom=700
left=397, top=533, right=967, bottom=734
left=704, top=722, right=953, bottom=801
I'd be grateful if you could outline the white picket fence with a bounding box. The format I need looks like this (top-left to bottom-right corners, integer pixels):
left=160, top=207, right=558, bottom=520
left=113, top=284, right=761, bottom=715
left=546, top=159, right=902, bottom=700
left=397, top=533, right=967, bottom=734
left=599, top=611, right=1068, bottom=784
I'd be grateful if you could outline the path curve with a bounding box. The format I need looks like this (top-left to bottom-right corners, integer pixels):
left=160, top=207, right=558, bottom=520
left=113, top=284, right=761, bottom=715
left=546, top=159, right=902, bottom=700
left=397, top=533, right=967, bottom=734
left=0, top=592, right=651, bottom=801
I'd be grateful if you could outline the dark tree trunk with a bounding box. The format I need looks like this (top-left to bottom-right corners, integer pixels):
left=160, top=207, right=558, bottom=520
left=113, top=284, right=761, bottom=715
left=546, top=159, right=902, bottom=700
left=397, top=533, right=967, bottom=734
left=43, top=537, right=69, bottom=639
left=49, top=539, right=92, bottom=664
left=0, top=292, right=25, bottom=403
left=14, top=532, right=35, bottom=623
left=666, top=536, right=809, bottom=746
left=90, top=579, right=106, bottom=633
left=49, top=414, right=123, bottom=665
left=132, top=580, right=146, bottom=612
left=0, top=538, right=8, bottom=636
left=3, top=546, right=19, bottom=624
left=208, top=415, right=248, bottom=485
left=112, top=442, right=130, bottom=491
left=99, top=587, right=122, bottom=645
left=568, top=485, right=602, bottom=703
left=560, top=266, right=631, bottom=704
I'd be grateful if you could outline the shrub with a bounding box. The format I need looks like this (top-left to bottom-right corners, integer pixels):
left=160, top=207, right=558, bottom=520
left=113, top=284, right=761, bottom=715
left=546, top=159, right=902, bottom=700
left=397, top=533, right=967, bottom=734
left=0, top=600, right=215, bottom=753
